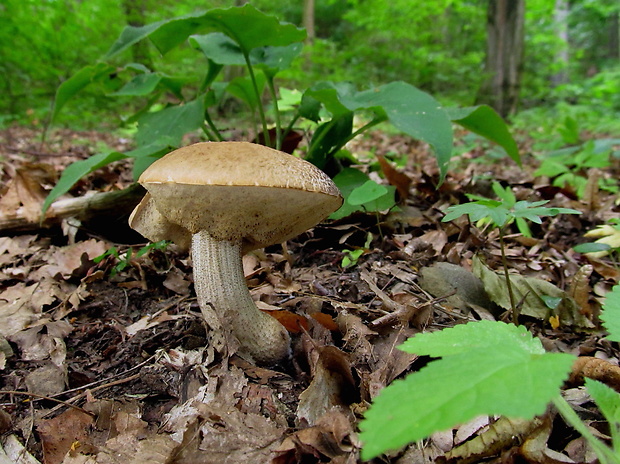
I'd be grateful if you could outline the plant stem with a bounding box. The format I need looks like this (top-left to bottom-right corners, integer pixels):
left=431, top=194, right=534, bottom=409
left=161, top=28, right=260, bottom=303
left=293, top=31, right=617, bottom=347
left=204, top=110, right=223, bottom=141
left=265, top=76, right=282, bottom=150
left=499, top=227, right=518, bottom=324
left=243, top=53, right=270, bottom=147
left=327, top=116, right=387, bottom=159
left=552, top=395, right=619, bottom=464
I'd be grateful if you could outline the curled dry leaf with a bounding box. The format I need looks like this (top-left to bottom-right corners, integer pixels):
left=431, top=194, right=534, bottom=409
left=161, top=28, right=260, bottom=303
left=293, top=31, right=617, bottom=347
left=569, top=356, right=620, bottom=392
left=297, top=346, right=357, bottom=426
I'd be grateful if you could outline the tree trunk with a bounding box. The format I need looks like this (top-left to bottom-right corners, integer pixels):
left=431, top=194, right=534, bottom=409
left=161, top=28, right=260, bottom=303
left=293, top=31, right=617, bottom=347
left=551, top=0, right=569, bottom=87
left=303, top=0, right=316, bottom=44
left=609, top=11, right=620, bottom=60
left=476, top=0, right=525, bottom=117
left=121, top=0, right=153, bottom=68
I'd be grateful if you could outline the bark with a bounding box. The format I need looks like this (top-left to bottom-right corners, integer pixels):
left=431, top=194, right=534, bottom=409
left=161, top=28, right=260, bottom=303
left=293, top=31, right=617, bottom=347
left=121, top=0, right=153, bottom=68
left=476, top=0, right=525, bottom=117
left=551, top=0, right=569, bottom=87
left=303, top=0, right=316, bottom=44
left=609, top=11, right=620, bottom=60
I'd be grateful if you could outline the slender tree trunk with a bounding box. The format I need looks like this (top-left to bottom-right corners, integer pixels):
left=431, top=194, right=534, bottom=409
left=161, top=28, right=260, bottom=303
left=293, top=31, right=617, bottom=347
left=121, top=0, right=153, bottom=68
left=476, top=0, right=525, bottom=117
left=609, top=11, right=620, bottom=60
left=551, top=0, right=569, bottom=87
left=303, top=0, right=316, bottom=44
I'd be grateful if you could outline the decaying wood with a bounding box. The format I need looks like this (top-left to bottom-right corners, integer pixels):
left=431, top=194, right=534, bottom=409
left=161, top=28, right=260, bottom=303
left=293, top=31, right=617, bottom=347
left=0, top=183, right=145, bottom=235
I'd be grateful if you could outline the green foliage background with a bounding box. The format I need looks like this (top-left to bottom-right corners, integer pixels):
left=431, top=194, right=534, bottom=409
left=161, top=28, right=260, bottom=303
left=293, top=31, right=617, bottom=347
left=0, top=0, right=618, bottom=128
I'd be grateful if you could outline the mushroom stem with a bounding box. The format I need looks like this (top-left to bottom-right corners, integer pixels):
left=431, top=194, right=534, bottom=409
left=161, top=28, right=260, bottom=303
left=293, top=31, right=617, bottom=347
left=191, top=229, right=291, bottom=365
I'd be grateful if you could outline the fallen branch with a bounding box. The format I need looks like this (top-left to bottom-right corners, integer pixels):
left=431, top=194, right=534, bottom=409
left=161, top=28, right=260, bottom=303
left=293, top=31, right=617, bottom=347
left=0, top=183, right=145, bottom=235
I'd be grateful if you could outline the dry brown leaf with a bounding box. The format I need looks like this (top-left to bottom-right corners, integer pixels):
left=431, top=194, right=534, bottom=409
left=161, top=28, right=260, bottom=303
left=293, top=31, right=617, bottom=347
left=267, top=309, right=308, bottom=333
left=37, top=408, right=94, bottom=464
left=297, top=346, right=356, bottom=426
left=568, top=264, right=594, bottom=319
left=0, top=164, right=56, bottom=223
left=274, top=409, right=358, bottom=463
left=377, top=155, right=411, bottom=200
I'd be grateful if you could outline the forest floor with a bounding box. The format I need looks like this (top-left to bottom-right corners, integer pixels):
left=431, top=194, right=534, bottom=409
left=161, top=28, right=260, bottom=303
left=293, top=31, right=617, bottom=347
left=0, top=125, right=618, bottom=464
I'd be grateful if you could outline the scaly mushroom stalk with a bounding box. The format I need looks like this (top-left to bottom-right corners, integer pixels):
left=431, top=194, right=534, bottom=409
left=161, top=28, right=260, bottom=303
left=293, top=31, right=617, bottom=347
left=191, top=229, right=291, bottom=365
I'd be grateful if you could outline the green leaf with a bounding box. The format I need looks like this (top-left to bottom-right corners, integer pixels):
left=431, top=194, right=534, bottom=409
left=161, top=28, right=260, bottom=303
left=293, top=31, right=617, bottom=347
left=330, top=168, right=396, bottom=219
left=359, top=321, right=574, bottom=460
left=107, top=4, right=305, bottom=59
left=348, top=180, right=388, bottom=206
left=305, top=112, right=354, bottom=168
left=585, top=378, right=620, bottom=448
left=52, top=62, right=116, bottom=121
left=135, top=98, right=205, bottom=147
left=42, top=151, right=127, bottom=214
left=601, top=284, right=620, bottom=343
left=109, top=72, right=162, bottom=97
left=190, top=32, right=246, bottom=65
left=573, top=243, right=612, bottom=254
left=343, top=82, right=453, bottom=182
left=447, top=105, right=520, bottom=166
left=400, top=320, right=545, bottom=356
left=226, top=74, right=266, bottom=111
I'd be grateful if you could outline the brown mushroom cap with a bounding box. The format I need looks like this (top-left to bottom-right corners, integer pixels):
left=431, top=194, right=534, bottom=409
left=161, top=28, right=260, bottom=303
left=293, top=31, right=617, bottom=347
left=130, top=142, right=343, bottom=251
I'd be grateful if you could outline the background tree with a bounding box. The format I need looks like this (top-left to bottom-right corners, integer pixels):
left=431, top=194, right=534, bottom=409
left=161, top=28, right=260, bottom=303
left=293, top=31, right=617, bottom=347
left=476, top=0, right=525, bottom=117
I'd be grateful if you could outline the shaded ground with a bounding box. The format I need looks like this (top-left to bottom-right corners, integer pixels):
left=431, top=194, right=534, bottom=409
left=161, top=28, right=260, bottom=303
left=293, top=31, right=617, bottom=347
left=0, top=126, right=619, bottom=463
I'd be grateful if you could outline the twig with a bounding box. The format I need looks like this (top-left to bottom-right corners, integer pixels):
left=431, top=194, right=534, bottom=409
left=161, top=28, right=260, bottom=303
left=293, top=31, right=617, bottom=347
left=0, top=391, right=95, bottom=418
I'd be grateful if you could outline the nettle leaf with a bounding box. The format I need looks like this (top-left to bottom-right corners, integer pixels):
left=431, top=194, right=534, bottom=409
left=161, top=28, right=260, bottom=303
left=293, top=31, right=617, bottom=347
left=106, top=4, right=305, bottom=59
left=360, top=320, right=574, bottom=460
left=585, top=378, right=620, bottom=446
left=601, top=284, right=620, bottom=342
left=447, top=105, right=520, bottom=166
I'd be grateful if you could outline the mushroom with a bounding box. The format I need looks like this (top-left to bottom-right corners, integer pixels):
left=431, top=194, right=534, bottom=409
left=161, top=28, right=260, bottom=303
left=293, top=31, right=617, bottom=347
left=128, top=142, right=343, bottom=365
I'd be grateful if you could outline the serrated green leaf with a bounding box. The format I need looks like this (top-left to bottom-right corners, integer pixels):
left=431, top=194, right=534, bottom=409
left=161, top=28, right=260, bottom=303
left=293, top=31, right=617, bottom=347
left=585, top=378, right=620, bottom=447
left=360, top=321, right=573, bottom=459
left=601, top=284, right=620, bottom=342
left=447, top=105, right=520, bottom=166
left=400, top=320, right=545, bottom=356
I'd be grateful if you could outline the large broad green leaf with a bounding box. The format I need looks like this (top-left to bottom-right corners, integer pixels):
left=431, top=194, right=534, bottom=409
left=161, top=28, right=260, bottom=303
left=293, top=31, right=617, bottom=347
left=191, top=32, right=302, bottom=76
left=135, top=98, right=205, bottom=147
left=226, top=74, right=266, bottom=111
left=52, top=63, right=116, bottom=121
left=109, top=72, right=162, bottom=97
left=106, top=4, right=305, bottom=59
left=306, top=81, right=453, bottom=181
left=305, top=112, right=354, bottom=168
left=447, top=105, right=520, bottom=165
left=359, top=320, right=574, bottom=460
